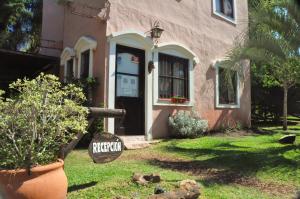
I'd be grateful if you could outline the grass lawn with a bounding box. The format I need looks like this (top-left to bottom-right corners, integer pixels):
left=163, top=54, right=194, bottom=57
left=65, top=117, right=300, bottom=199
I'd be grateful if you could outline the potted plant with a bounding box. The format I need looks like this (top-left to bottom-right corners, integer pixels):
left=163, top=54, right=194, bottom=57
left=171, top=96, right=187, bottom=104
left=0, top=74, right=88, bottom=199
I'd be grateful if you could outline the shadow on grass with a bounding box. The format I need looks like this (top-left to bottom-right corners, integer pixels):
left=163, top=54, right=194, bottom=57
left=68, top=181, right=98, bottom=193
left=253, top=127, right=300, bottom=136
left=254, top=121, right=299, bottom=127
left=287, top=127, right=300, bottom=131
left=149, top=143, right=299, bottom=186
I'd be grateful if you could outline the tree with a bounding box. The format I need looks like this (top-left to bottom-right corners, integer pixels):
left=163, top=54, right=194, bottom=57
left=222, top=0, right=300, bottom=130
left=0, top=0, right=42, bottom=52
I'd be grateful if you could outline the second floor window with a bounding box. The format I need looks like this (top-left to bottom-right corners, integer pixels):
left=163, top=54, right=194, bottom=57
left=80, top=50, right=90, bottom=78
left=159, top=53, right=189, bottom=99
left=215, top=0, right=235, bottom=20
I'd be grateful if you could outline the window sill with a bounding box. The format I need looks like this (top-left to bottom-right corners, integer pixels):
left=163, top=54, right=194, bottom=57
left=213, top=11, right=237, bottom=25
left=154, top=99, right=194, bottom=107
left=216, top=104, right=240, bottom=109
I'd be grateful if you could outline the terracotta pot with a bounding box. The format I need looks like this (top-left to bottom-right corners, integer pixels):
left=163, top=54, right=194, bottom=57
left=0, top=159, right=67, bottom=199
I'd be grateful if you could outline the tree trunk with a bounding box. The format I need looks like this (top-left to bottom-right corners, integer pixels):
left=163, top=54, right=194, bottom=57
left=283, top=86, right=288, bottom=131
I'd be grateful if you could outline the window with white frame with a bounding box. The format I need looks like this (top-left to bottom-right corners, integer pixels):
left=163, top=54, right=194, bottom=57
left=74, top=36, right=97, bottom=79
left=158, top=53, right=189, bottom=99
left=213, top=0, right=235, bottom=21
left=216, top=66, right=239, bottom=107
left=80, top=50, right=90, bottom=79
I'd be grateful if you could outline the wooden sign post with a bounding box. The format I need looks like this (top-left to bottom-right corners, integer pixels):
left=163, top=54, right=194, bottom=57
left=61, top=107, right=126, bottom=162
left=88, top=132, right=124, bottom=163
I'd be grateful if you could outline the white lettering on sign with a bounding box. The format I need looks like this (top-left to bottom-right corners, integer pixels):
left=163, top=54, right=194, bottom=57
left=93, top=141, right=122, bottom=153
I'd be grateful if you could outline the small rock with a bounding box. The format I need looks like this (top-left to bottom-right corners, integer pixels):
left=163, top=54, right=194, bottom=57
left=132, top=172, right=148, bottom=185
left=148, top=179, right=200, bottom=199
left=144, top=173, right=161, bottom=183
left=179, top=180, right=199, bottom=190
left=132, top=173, right=161, bottom=185
left=154, top=185, right=166, bottom=194
left=295, top=190, right=300, bottom=199
left=279, top=134, right=296, bottom=144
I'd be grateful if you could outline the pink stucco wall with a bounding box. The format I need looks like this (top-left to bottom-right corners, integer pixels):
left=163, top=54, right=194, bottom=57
left=41, top=0, right=251, bottom=138
left=61, top=0, right=107, bottom=105
left=107, top=0, right=251, bottom=138
left=40, top=0, right=64, bottom=57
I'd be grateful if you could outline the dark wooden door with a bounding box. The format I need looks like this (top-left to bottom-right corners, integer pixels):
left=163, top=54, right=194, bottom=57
left=115, top=45, right=145, bottom=135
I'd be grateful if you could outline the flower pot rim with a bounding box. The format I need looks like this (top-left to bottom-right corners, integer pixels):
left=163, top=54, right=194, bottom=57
left=0, top=159, right=64, bottom=175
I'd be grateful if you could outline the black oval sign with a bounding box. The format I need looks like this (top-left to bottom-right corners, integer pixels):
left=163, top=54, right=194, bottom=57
left=88, top=132, right=124, bottom=163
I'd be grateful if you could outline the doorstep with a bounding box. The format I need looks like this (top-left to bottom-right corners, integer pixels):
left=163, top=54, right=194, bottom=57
left=119, top=136, right=161, bottom=150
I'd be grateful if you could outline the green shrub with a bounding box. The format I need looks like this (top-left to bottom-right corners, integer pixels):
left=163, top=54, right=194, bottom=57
left=0, top=74, right=88, bottom=169
left=219, top=120, right=244, bottom=133
left=168, top=111, right=208, bottom=138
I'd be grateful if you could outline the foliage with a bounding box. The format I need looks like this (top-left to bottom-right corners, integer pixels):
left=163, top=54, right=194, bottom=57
left=77, top=103, right=105, bottom=148
left=251, top=63, right=300, bottom=123
left=168, top=111, right=208, bottom=138
left=0, top=0, right=42, bottom=52
left=221, top=0, right=300, bottom=130
left=0, top=74, right=88, bottom=169
left=66, top=77, right=99, bottom=106
left=219, top=120, right=244, bottom=133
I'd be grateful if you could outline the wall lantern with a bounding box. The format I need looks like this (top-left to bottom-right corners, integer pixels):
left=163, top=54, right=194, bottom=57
left=148, top=61, right=155, bottom=74
left=151, top=21, right=164, bottom=39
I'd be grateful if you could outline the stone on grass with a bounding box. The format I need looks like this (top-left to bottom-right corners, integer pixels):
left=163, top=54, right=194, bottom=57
left=144, top=173, right=161, bottom=183
left=279, top=134, right=296, bottom=144
left=154, top=185, right=166, bottom=194
left=132, top=173, right=161, bottom=185
left=132, top=173, right=148, bottom=185
left=295, top=190, right=300, bottom=199
left=148, top=179, right=200, bottom=199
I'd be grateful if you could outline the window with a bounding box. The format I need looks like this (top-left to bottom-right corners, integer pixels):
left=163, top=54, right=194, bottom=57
left=216, top=67, right=239, bottom=107
left=116, top=52, right=140, bottom=98
left=214, top=0, right=235, bottom=21
left=80, top=50, right=90, bottom=78
left=159, top=53, right=189, bottom=99
left=65, top=59, right=74, bottom=82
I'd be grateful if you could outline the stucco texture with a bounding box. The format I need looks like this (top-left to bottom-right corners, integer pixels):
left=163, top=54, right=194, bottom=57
left=62, top=0, right=108, bottom=105
left=107, top=0, right=251, bottom=138
left=42, top=0, right=251, bottom=138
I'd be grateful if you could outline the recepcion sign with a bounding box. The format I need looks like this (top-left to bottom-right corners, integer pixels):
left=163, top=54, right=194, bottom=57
left=88, top=132, right=124, bottom=163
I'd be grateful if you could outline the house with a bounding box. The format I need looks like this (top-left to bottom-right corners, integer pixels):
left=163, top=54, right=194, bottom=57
left=40, top=0, right=251, bottom=139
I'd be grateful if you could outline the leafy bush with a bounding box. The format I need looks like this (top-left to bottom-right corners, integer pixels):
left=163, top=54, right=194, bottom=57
left=168, top=111, right=208, bottom=138
left=77, top=103, right=104, bottom=148
left=0, top=74, right=88, bottom=169
left=219, top=120, right=244, bottom=133
left=66, top=77, right=99, bottom=106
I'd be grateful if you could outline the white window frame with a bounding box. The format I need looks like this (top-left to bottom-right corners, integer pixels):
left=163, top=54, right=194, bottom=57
left=74, top=36, right=97, bottom=78
left=107, top=31, right=199, bottom=139
left=60, top=47, right=75, bottom=83
left=153, top=43, right=199, bottom=107
left=107, top=30, right=154, bottom=140
left=215, top=62, right=240, bottom=109
left=212, top=0, right=237, bottom=25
